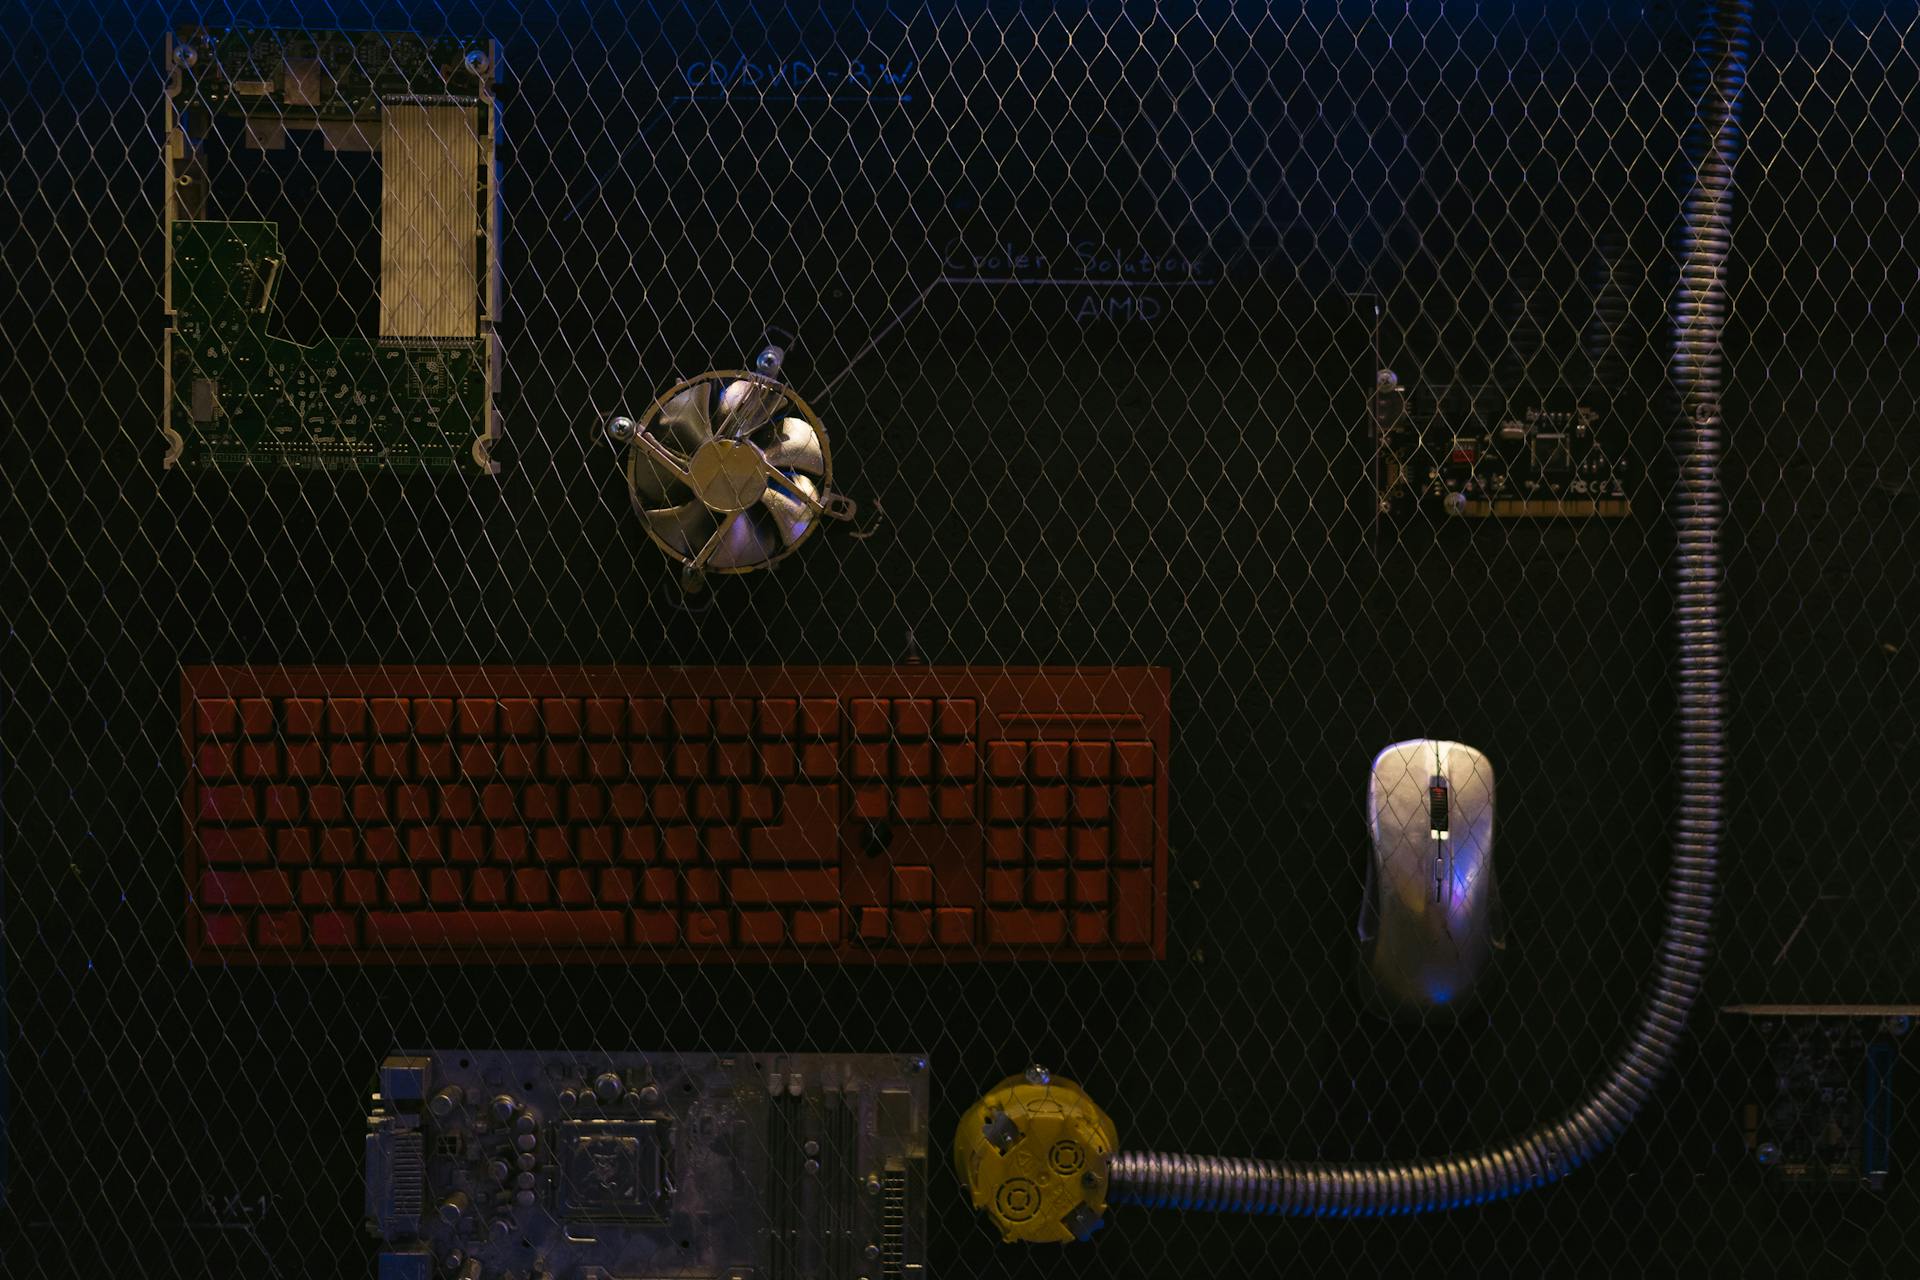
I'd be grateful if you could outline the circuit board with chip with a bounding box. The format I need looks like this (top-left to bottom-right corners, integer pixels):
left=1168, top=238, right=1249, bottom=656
left=162, top=28, right=500, bottom=473
left=364, top=1050, right=930, bottom=1280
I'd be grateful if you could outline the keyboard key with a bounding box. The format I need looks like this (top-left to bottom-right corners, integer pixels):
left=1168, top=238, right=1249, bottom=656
left=195, top=698, right=238, bottom=737
left=1114, top=870, right=1153, bottom=945
left=284, top=698, right=325, bottom=736
left=201, top=827, right=269, bottom=863
left=936, top=907, right=974, bottom=945
left=470, top=868, right=509, bottom=905
left=363, top=910, right=624, bottom=949
left=202, top=911, right=247, bottom=947
left=200, top=786, right=256, bottom=821
left=792, top=908, right=842, bottom=945
left=730, top=869, right=840, bottom=904
left=584, top=698, right=624, bottom=735
left=371, top=698, right=410, bottom=735
left=896, top=699, right=933, bottom=738
left=936, top=699, right=975, bottom=738
left=201, top=870, right=291, bottom=907
left=738, top=910, right=784, bottom=945
left=428, top=869, right=463, bottom=905
left=892, top=909, right=932, bottom=945
left=988, top=910, right=1067, bottom=946
left=892, top=866, right=934, bottom=905
left=1030, top=741, right=1071, bottom=779
left=851, top=699, right=889, bottom=737
left=685, top=912, right=729, bottom=946
left=1116, top=740, right=1156, bottom=780
left=254, top=912, right=303, bottom=947
left=1113, top=788, right=1155, bottom=863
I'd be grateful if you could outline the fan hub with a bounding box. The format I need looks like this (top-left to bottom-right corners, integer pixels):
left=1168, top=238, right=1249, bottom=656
left=688, top=438, right=769, bottom=513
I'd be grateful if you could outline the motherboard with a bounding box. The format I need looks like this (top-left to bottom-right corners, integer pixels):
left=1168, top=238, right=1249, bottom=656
left=162, top=28, right=500, bottom=473
left=364, top=1051, right=930, bottom=1280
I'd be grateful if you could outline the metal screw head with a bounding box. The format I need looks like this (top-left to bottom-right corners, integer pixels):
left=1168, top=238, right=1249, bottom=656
left=464, top=48, right=489, bottom=75
left=1756, top=1141, right=1781, bottom=1167
left=606, top=415, right=636, bottom=444
left=1024, top=1063, right=1051, bottom=1086
left=907, top=1054, right=928, bottom=1074
left=754, top=345, right=785, bottom=376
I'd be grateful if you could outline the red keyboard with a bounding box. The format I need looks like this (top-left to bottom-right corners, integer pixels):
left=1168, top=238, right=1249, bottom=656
left=180, top=665, right=1170, bottom=964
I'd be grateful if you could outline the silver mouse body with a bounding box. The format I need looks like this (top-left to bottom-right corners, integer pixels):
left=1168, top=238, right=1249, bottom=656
left=1358, top=739, right=1500, bottom=1016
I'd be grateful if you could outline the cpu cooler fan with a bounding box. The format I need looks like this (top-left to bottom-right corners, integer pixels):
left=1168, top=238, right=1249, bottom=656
left=607, top=354, right=856, bottom=588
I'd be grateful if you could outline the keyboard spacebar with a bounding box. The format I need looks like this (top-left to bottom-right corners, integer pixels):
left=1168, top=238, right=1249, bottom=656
left=363, top=911, right=625, bottom=949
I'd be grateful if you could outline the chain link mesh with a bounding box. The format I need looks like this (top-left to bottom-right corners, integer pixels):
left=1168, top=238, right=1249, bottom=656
left=1, top=0, right=1915, bottom=1274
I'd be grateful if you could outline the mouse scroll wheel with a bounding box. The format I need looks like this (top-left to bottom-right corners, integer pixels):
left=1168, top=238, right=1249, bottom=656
left=1428, top=781, right=1450, bottom=838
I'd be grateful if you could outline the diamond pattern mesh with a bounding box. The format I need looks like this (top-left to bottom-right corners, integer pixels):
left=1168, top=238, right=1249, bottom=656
left=0, top=1, right=1916, bottom=1275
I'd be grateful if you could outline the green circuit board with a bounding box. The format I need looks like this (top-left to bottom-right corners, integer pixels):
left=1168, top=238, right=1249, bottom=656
left=166, top=220, right=487, bottom=472
left=162, top=27, right=499, bottom=474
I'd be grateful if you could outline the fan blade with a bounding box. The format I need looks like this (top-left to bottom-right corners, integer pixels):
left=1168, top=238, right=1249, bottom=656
left=632, top=456, right=693, bottom=507
left=654, top=384, right=714, bottom=452
left=718, top=378, right=782, bottom=438
left=705, top=507, right=778, bottom=569
left=646, top=501, right=718, bottom=559
left=761, top=416, right=825, bottom=475
left=761, top=472, right=820, bottom=547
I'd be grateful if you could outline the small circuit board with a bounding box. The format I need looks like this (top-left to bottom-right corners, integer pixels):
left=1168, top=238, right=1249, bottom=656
left=162, top=28, right=500, bottom=473
left=1725, top=1006, right=1908, bottom=1191
left=365, top=1050, right=930, bottom=1280
left=1371, top=377, right=1632, bottom=520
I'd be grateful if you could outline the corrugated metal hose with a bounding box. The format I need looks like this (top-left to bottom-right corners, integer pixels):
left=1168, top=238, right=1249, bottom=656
left=1107, top=0, right=1746, bottom=1217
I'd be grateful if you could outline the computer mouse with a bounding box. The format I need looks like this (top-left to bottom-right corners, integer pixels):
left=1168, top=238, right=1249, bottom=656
left=1357, top=739, right=1502, bottom=1017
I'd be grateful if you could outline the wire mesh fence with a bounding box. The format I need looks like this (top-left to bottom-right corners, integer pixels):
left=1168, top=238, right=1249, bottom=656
left=0, top=0, right=1915, bottom=1275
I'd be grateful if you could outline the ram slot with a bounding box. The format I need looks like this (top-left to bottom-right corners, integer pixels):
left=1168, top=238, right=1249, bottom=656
left=766, top=1092, right=804, bottom=1280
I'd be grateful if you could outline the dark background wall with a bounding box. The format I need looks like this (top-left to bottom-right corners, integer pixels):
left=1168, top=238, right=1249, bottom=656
left=0, top=1, right=1915, bottom=1275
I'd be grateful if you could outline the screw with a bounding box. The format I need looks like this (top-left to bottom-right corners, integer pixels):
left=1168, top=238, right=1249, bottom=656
left=755, top=345, right=785, bottom=376
left=606, top=416, right=636, bottom=444
left=1025, top=1064, right=1050, bottom=1086
left=907, top=1055, right=928, bottom=1074
left=1756, top=1141, right=1781, bottom=1167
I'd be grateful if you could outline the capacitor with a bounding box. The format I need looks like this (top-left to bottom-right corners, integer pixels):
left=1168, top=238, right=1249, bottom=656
left=593, top=1071, right=623, bottom=1102
left=515, top=1133, right=537, bottom=1153
left=488, top=1158, right=511, bottom=1183
left=488, top=1217, right=514, bottom=1246
left=439, top=1191, right=470, bottom=1223
left=514, top=1189, right=536, bottom=1207
left=457, top=1260, right=483, bottom=1280
left=428, top=1086, right=465, bottom=1120
left=491, top=1094, right=517, bottom=1123
left=514, top=1110, right=537, bottom=1134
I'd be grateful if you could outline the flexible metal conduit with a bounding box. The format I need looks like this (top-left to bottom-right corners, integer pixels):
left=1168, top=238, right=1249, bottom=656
left=1108, top=0, right=1747, bottom=1217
